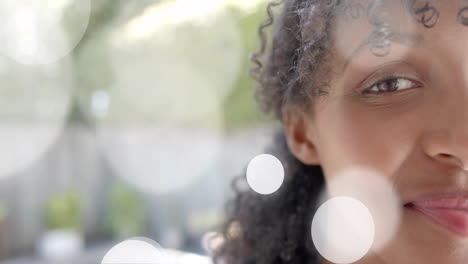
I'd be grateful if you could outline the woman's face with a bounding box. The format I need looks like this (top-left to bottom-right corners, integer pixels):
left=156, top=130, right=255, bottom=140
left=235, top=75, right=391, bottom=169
left=286, top=0, right=468, bottom=263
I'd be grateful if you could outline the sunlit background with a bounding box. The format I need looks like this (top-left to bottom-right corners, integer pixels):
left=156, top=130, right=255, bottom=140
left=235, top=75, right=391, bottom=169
left=0, top=0, right=276, bottom=263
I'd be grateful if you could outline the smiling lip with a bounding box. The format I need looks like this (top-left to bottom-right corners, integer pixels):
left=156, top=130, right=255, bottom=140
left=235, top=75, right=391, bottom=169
left=406, top=195, right=468, bottom=237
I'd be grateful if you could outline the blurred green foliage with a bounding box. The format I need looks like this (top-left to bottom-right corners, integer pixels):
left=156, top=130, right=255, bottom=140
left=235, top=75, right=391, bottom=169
left=104, top=183, right=147, bottom=239
left=45, top=192, right=81, bottom=230
left=221, top=4, right=271, bottom=130
left=70, top=0, right=272, bottom=130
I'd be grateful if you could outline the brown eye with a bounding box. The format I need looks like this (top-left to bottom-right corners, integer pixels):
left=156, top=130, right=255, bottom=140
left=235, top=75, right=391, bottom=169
left=365, top=78, right=416, bottom=94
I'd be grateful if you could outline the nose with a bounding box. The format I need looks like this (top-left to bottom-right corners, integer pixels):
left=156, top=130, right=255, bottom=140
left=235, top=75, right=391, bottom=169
left=422, top=98, right=468, bottom=171
left=423, top=130, right=468, bottom=171
left=421, top=48, right=468, bottom=171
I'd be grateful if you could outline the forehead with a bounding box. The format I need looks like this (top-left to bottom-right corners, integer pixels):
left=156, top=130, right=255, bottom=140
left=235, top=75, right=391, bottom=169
left=331, top=0, right=468, bottom=66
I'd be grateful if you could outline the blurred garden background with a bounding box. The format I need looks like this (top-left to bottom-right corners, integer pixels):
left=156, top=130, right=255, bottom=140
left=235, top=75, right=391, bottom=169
left=0, top=0, right=277, bottom=263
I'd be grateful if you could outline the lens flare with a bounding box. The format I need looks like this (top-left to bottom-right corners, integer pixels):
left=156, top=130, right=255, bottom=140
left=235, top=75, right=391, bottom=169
left=312, top=196, right=375, bottom=264
left=246, top=154, right=285, bottom=195
left=320, top=167, right=402, bottom=253
left=101, top=237, right=165, bottom=264
left=0, top=0, right=90, bottom=65
left=92, top=0, right=242, bottom=195
left=0, top=58, right=72, bottom=179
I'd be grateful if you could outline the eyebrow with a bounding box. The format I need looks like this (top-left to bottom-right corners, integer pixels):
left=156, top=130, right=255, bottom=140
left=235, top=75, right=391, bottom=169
left=342, top=32, right=425, bottom=71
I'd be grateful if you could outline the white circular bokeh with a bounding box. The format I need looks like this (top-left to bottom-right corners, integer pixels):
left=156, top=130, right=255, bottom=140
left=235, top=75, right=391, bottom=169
left=323, top=167, right=402, bottom=252
left=312, top=196, right=375, bottom=264
left=0, top=0, right=91, bottom=65
left=101, top=237, right=165, bottom=264
left=102, top=237, right=213, bottom=264
left=88, top=0, right=243, bottom=195
left=98, top=127, right=222, bottom=195
left=169, top=249, right=213, bottom=264
left=246, top=154, right=284, bottom=195
left=0, top=57, right=73, bottom=179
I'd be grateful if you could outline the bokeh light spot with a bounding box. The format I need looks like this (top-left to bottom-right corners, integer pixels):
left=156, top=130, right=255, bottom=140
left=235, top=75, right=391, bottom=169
left=311, top=196, right=375, bottom=264
left=324, top=167, right=402, bottom=252
left=0, top=58, right=73, bottom=179
left=246, top=154, right=284, bottom=195
left=101, top=237, right=165, bottom=264
left=0, top=0, right=90, bottom=65
left=89, top=0, right=243, bottom=195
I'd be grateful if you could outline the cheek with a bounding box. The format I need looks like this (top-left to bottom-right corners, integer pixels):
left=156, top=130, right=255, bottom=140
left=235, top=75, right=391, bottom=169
left=313, top=99, right=422, bottom=180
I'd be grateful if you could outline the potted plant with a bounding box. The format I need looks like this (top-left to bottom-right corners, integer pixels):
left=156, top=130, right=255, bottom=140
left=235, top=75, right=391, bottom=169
left=105, top=183, right=147, bottom=240
left=37, top=191, right=84, bottom=260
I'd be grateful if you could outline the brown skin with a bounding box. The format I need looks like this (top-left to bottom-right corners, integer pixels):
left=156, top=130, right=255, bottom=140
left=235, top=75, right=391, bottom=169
left=285, top=1, right=468, bottom=263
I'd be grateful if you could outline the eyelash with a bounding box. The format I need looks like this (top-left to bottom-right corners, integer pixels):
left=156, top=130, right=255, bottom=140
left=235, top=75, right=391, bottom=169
left=362, top=76, right=420, bottom=94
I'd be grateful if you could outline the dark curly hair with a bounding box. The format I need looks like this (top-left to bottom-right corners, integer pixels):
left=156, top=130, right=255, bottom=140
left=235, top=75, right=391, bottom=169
left=213, top=1, right=371, bottom=264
